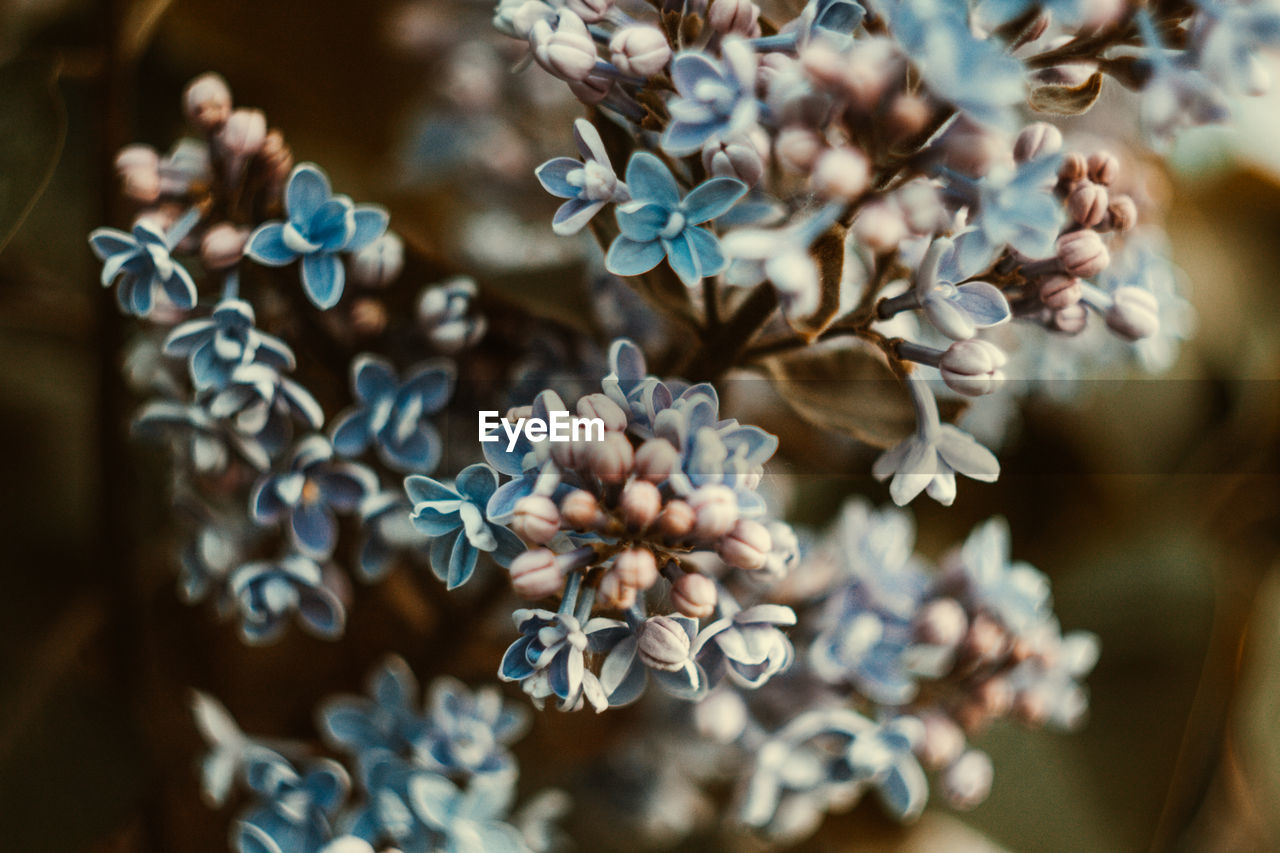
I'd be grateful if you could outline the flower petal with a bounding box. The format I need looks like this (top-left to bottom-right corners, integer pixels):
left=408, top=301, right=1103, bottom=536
left=605, top=236, right=666, bottom=277
left=245, top=222, right=299, bottom=266
left=301, top=253, right=345, bottom=309
left=682, top=177, right=748, bottom=224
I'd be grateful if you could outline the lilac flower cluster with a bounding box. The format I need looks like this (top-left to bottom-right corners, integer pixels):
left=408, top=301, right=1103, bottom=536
left=193, top=656, right=566, bottom=853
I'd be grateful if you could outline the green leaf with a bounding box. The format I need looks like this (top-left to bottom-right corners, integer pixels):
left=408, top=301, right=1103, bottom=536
left=0, top=57, right=66, bottom=256
left=761, top=340, right=914, bottom=449
left=1028, top=72, right=1104, bottom=116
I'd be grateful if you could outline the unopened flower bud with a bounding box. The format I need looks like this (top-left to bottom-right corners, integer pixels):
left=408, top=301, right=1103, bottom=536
left=613, top=547, right=659, bottom=589
left=1068, top=183, right=1108, bottom=227
left=775, top=126, right=822, bottom=174
left=1058, top=151, right=1087, bottom=184
left=812, top=146, right=871, bottom=201
left=512, top=495, right=562, bottom=544
left=509, top=548, right=566, bottom=598
left=716, top=518, right=772, bottom=570
left=531, top=12, right=598, bottom=82
left=690, top=485, right=739, bottom=540
left=216, top=109, right=267, bottom=169
left=942, top=750, right=994, bottom=810
left=1106, top=286, right=1160, bottom=341
left=702, top=135, right=766, bottom=187
left=349, top=299, right=388, bottom=337
left=852, top=201, right=908, bottom=254
left=656, top=499, right=696, bottom=540
left=560, top=489, right=606, bottom=530
left=962, top=613, right=1007, bottom=665
left=693, top=689, right=747, bottom=742
left=619, top=480, right=662, bottom=530
left=200, top=223, right=250, bottom=270
left=350, top=232, right=404, bottom=289
left=937, top=118, right=1011, bottom=177
left=884, top=93, right=932, bottom=143
left=1106, top=195, right=1137, bottom=232
left=565, top=0, right=612, bottom=23
left=1039, top=274, right=1082, bottom=310
left=976, top=676, right=1014, bottom=717
left=1014, top=685, right=1051, bottom=725
left=759, top=521, right=799, bottom=582
left=1013, top=122, right=1063, bottom=163
left=115, top=145, right=161, bottom=202
left=635, top=438, right=680, bottom=483
left=567, top=74, right=612, bottom=105
left=609, top=25, right=671, bottom=78
left=257, top=129, right=294, bottom=193
left=708, top=0, right=761, bottom=36
left=1051, top=303, right=1089, bottom=335
left=638, top=615, right=692, bottom=670
left=588, top=431, right=634, bottom=483
left=914, top=598, right=968, bottom=649
left=183, top=73, right=232, bottom=131
left=598, top=569, right=638, bottom=609
left=577, top=393, right=628, bottom=432
left=939, top=339, right=1007, bottom=397
left=917, top=711, right=966, bottom=769
left=672, top=572, right=717, bottom=619
left=1086, top=150, right=1119, bottom=185
left=1056, top=229, right=1109, bottom=277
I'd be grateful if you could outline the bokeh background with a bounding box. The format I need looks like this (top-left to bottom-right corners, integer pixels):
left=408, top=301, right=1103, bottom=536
left=1, top=0, right=1279, bottom=850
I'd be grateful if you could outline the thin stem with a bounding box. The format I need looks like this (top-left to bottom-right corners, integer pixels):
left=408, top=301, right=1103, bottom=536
left=559, top=570, right=584, bottom=618
left=895, top=340, right=944, bottom=367
left=221, top=267, right=240, bottom=301
left=164, top=204, right=203, bottom=250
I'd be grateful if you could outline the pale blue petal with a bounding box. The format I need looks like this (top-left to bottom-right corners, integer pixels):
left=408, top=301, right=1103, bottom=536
left=682, top=177, right=748, bottom=224
left=625, top=152, right=680, bottom=209
left=605, top=236, right=666, bottom=277
left=245, top=222, right=298, bottom=266
left=301, top=253, right=345, bottom=309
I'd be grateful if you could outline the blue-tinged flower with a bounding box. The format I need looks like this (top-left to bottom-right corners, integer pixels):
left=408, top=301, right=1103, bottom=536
left=872, top=378, right=999, bottom=506
left=888, top=0, right=1025, bottom=128
left=1133, top=10, right=1231, bottom=149
left=357, top=491, right=430, bottom=582
left=227, top=554, right=346, bottom=644
left=721, top=203, right=844, bottom=318
left=600, top=339, right=676, bottom=435
left=975, top=0, right=1084, bottom=28
left=955, top=154, right=1064, bottom=264
left=605, top=153, right=747, bottom=287
left=180, top=522, right=250, bottom=604
left=910, top=232, right=1011, bottom=340
left=1098, top=229, right=1195, bottom=374
left=245, top=164, right=389, bottom=310
left=661, top=38, right=760, bottom=156
left=203, top=362, right=325, bottom=448
left=320, top=655, right=430, bottom=761
left=1006, top=625, right=1099, bottom=730
left=133, top=399, right=272, bottom=473
left=591, top=610, right=710, bottom=705
left=843, top=717, right=928, bottom=822
left=417, top=276, right=488, bottom=354
left=695, top=603, right=796, bottom=689
left=535, top=119, right=630, bottom=235
left=89, top=218, right=197, bottom=316
left=250, top=435, right=378, bottom=559
left=236, top=754, right=349, bottom=853
left=406, top=464, right=526, bottom=589
left=498, top=608, right=609, bottom=712
left=948, top=516, right=1050, bottom=634
left=752, top=0, right=867, bottom=52
left=417, top=676, right=530, bottom=777
left=1192, top=0, right=1280, bottom=96
left=163, top=299, right=295, bottom=391
left=483, top=390, right=575, bottom=524
left=331, top=355, right=455, bottom=473
left=191, top=691, right=279, bottom=808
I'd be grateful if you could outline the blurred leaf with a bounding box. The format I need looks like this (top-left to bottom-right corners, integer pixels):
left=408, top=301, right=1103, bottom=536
left=761, top=340, right=913, bottom=449
left=1028, top=73, right=1103, bottom=116
left=0, top=57, right=65, bottom=256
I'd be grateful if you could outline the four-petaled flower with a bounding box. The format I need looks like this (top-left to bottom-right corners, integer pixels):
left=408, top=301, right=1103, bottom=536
left=405, top=464, right=525, bottom=589
left=331, top=355, right=455, bottom=474
left=89, top=217, right=198, bottom=316
left=696, top=603, right=797, bottom=689
left=498, top=608, right=609, bottom=712
left=910, top=233, right=1012, bottom=341
left=246, top=164, right=389, bottom=309
left=605, top=153, right=746, bottom=287
left=163, top=298, right=295, bottom=391
left=535, top=118, right=630, bottom=235
left=228, top=554, right=346, bottom=644
left=661, top=38, right=760, bottom=156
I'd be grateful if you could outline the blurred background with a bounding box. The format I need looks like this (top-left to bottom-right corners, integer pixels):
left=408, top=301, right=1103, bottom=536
left=1, top=0, right=1279, bottom=850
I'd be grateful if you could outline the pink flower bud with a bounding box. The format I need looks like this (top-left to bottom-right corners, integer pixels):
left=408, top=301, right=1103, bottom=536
left=775, top=126, right=822, bottom=174
left=576, top=393, right=628, bottom=432
left=852, top=201, right=908, bottom=254
left=587, top=431, right=634, bottom=483
left=216, top=109, right=267, bottom=168
left=637, top=615, right=692, bottom=670
left=509, top=548, right=566, bottom=598
left=1013, top=122, right=1063, bottom=164
left=531, top=12, right=598, bottom=82
left=708, top=0, right=761, bottom=37
left=560, top=489, right=606, bottom=530
left=716, top=518, right=772, bottom=570
left=567, top=74, right=612, bottom=106
left=619, top=480, right=662, bottom=530
left=1106, top=195, right=1137, bottom=232
left=1058, top=152, right=1087, bottom=184
left=609, top=25, right=671, bottom=78
left=598, top=569, right=638, bottom=609
left=693, top=688, right=747, bottom=742
left=1051, top=303, right=1089, bottom=335
left=913, top=598, right=968, bottom=649
left=349, top=299, right=388, bottom=338
left=884, top=94, right=932, bottom=143
left=350, top=232, right=404, bottom=289
left=257, top=129, right=294, bottom=194
left=690, top=485, right=738, bottom=540
left=1014, top=686, right=1051, bottom=726
left=1068, top=183, right=1108, bottom=227
left=656, top=499, right=695, bottom=540
left=939, top=339, right=1007, bottom=397
left=917, top=711, right=966, bottom=769
left=200, top=223, right=250, bottom=270
left=941, top=750, right=993, bottom=810
left=812, top=146, right=871, bottom=201
left=512, top=495, right=562, bottom=544
left=1056, top=229, right=1110, bottom=277
left=183, top=72, right=232, bottom=132
left=634, top=438, right=680, bottom=483
left=1039, top=274, right=1082, bottom=310
left=1106, top=286, right=1160, bottom=341
left=115, top=145, right=161, bottom=202
left=962, top=613, right=1007, bottom=665
left=702, top=134, right=766, bottom=187
left=1086, top=150, right=1119, bottom=185
left=672, top=572, right=717, bottom=619
left=976, top=676, right=1013, bottom=717
left=564, top=0, right=612, bottom=23
left=613, top=547, right=659, bottom=590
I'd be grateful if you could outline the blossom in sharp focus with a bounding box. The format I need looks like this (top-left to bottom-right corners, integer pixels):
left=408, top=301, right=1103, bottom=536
left=89, top=218, right=198, bottom=316
left=535, top=118, right=630, bottom=235
left=695, top=604, right=797, bottom=689
left=498, top=608, right=609, bottom=711
left=911, top=232, right=1011, bottom=340
left=245, top=163, right=389, bottom=309
left=605, top=152, right=746, bottom=287
left=661, top=38, right=760, bottom=156
left=163, top=298, right=295, bottom=391
left=249, top=435, right=378, bottom=559
left=405, top=464, right=526, bottom=589
left=330, top=354, right=455, bottom=473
